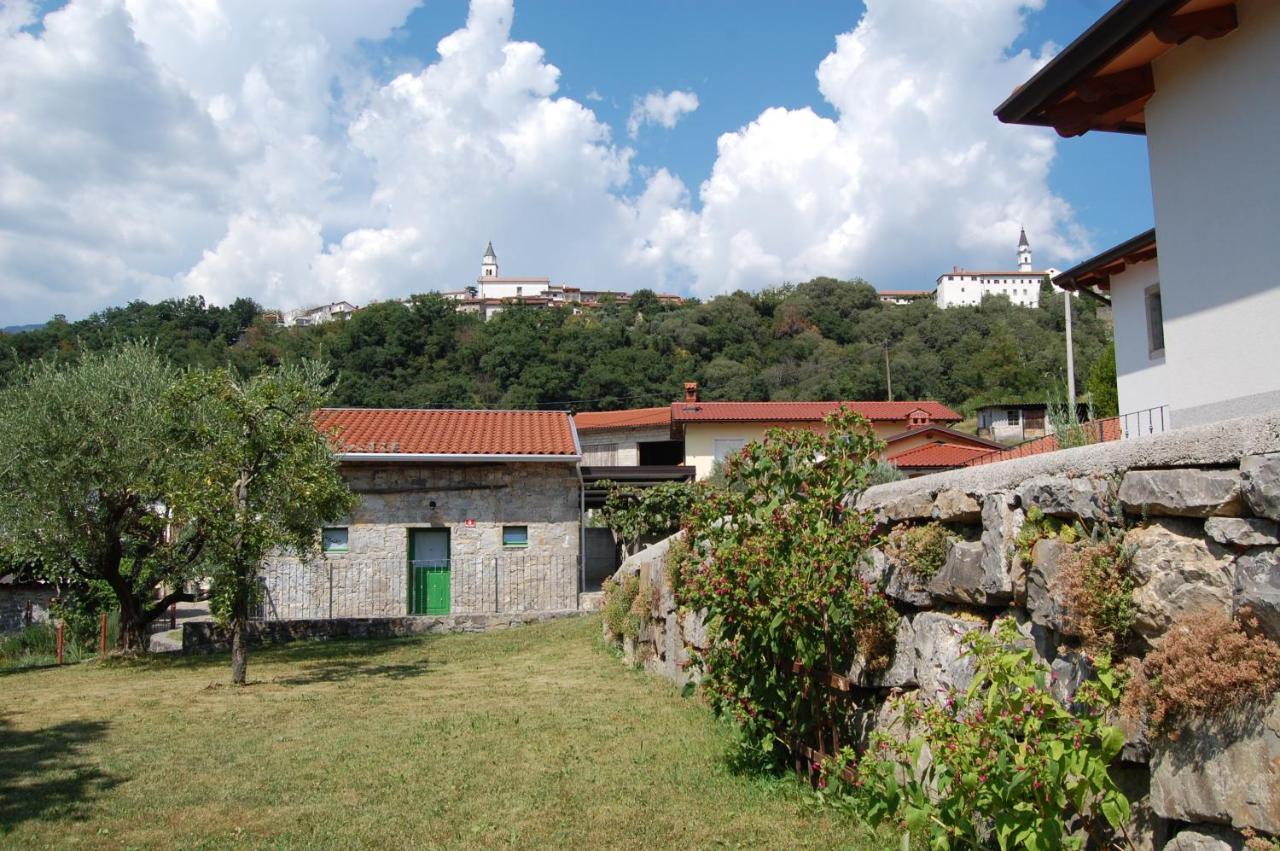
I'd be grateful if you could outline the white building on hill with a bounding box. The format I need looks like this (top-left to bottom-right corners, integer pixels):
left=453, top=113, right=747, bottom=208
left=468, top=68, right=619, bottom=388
left=276, top=301, right=358, bottom=327
left=934, top=229, right=1060, bottom=308
left=440, top=243, right=684, bottom=320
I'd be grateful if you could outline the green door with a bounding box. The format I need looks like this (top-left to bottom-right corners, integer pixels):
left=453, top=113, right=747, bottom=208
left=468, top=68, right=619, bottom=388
left=408, top=529, right=450, bottom=615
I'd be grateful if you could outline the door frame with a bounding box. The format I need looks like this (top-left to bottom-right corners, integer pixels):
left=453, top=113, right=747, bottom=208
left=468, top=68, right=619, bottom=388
left=407, top=527, right=451, bottom=615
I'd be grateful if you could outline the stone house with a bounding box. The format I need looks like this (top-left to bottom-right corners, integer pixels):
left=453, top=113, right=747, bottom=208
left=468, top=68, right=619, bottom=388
left=259, top=408, right=583, bottom=620
left=997, top=0, right=1280, bottom=429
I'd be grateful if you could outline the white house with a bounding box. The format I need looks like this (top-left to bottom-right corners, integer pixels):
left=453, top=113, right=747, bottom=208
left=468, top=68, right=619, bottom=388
left=278, top=301, right=358, bottom=327
left=439, top=243, right=685, bottom=319
left=1052, top=231, right=1171, bottom=437
left=933, top=230, right=1060, bottom=308
left=999, top=0, right=1280, bottom=429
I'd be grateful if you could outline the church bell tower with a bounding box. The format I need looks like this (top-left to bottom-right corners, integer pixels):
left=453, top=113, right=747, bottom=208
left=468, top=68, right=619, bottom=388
left=481, top=241, right=498, bottom=278
left=1017, top=227, right=1032, bottom=272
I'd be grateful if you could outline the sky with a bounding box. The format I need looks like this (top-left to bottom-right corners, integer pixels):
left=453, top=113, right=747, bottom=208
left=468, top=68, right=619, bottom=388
left=0, top=0, right=1154, bottom=326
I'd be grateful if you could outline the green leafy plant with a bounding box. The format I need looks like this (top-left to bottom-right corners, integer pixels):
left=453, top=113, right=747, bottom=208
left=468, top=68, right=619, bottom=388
left=676, top=408, right=897, bottom=770
left=826, top=619, right=1132, bottom=851
left=601, top=573, right=642, bottom=641
left=1122, top=607, right=1280, bottom=737
left=1055, top=529, right=1137, bottom=654
left=884, top=522, right=953, bottom=582
left=599, top=480, right=704, bottom=553
left=1014, top=505, right=1079, bottom=565
left=1047, top=391, right=1099, bottom=450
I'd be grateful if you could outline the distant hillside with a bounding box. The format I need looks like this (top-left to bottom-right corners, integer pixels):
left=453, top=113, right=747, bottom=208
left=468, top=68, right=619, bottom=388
left=1, top=323, right=45, bottom=334
left=0, top=282, right=1115, bottom=416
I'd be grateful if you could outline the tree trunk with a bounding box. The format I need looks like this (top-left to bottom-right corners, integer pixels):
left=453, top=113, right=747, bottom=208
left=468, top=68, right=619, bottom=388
left=230, top=615, right=248, bottom=685
left=116, top=594, right=151, bottom=653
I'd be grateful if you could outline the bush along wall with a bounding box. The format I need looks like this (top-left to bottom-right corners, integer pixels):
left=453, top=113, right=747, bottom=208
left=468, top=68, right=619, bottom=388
left=604, top=415, right=1280, bottom=850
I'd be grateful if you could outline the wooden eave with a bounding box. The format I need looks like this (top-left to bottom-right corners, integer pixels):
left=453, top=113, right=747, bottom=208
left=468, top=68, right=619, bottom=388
left=995, top=0, right=1238, bottom=137
left=1054, top=228, right=1158, bottom=296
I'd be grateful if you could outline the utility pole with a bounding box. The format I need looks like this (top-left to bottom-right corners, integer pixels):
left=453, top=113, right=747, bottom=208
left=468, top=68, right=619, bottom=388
left=884, top=341, right=893, bottom=401
left=1064, top=287, right=1076, bottom=406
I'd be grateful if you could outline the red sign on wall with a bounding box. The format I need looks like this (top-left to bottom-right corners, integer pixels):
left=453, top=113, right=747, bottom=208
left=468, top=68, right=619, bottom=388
left=464, top=519, right=476, bottom=528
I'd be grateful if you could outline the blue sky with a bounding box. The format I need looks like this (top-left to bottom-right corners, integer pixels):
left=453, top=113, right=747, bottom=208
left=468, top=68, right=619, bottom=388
left=0, top=0, right=1155, bottom=324
left=383, top=0, right=1152, bottom=253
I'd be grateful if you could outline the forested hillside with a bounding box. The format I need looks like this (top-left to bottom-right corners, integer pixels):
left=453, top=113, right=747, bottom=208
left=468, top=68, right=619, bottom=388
left=0, top=278, right=1114, bottom=416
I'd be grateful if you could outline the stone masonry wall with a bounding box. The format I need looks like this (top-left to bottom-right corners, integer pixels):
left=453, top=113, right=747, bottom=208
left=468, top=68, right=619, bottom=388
left=612, top=411, right=1280, bottom=849
left=261, top=461, right=580, bottom=619
left=183, top=610, right=582, bottom=653
left=0, top=585, right=54, bottom=633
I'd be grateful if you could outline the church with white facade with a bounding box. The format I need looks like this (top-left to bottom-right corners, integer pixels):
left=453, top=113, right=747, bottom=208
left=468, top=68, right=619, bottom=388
left=933, top=230, right=1059, bottom=308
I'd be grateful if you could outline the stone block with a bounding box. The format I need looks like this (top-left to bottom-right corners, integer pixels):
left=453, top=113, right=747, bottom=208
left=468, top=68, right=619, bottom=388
left=1241, top=453, right=1280, bottom=521
left=1018, top=474, right=1118, bottom=522
left=1026, top=537, right=1073, bottom=634
left=849, top=614, right=916, bottom=689
left=980, top=493, right=1025, bottom=601
left=1150, top=694, right=1280, bottom=835
left=1049, top=649, right=1091, bottom=707
left=883, top=555, right=932, bottom=608
left=1206, top=517, right=1280, bottom=548
left=932, top=489, right=981, bottom=523
left=911, top=612, right=985, bottom=702
left=877, top=490, right=936, bottom=523
left=926, top=541, right=1012, bottom=607
left=1127, top=519, right=1234, bottom=641
left=1234, top=548, right=1280, bottom=642
left=860, top=548, right=889, bottom=590
left=1164, top=827, right=1244, bottom=851
left=680, top=608, right=709, bottom=650
left=1119, top=468, right=1245, bottom=517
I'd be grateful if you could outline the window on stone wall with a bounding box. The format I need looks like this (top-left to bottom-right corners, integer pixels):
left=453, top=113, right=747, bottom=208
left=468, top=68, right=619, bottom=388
left=1006, top=410, right=1020, bottom=426
left=502, top=526, right=529, bottom=548
left=321, top=527, right=349, bottom=553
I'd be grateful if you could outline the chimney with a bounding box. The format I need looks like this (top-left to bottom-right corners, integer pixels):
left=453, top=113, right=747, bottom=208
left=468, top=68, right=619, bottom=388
left=683, top=382, right=698, bottom=403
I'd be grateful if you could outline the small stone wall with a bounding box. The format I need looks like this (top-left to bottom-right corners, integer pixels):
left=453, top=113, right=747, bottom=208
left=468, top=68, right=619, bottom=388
left=182, top=611, right=582, bottom=654
left=0, top=585, right=54, bottom=633
left=612, top=411, right=1280, bottom=849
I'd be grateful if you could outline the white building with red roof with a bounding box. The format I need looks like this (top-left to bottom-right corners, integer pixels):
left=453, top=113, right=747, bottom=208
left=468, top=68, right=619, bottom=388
left=933, top=229, right=1060, bottom=308
left=573, top=383, right=988, bottom=482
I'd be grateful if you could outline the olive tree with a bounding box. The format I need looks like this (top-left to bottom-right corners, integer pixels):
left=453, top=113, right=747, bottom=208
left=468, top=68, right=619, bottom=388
left=0, top=344, right=207, bottom=650
left=164, top=362, right=355, bottom=684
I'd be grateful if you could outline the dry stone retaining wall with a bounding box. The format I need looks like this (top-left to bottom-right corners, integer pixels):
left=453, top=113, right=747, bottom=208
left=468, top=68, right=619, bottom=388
left=611, top=411, right=1280, bottom=848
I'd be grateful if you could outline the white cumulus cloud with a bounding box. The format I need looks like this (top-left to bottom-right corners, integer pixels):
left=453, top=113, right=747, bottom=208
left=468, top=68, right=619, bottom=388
left=0, top=0, right=1093, bottom=325
left=627, top=89, right=699, bottom=138
left=639, top=0, right=1090, bottom=298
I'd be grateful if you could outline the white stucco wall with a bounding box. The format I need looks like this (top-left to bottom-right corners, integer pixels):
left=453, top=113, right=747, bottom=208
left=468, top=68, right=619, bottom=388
left=477, top=279, right=552, bottom=299
left=683, top=420, right=907, bottom=480
left=1144, top=0, right=1280, bottom=427
left=1108, top=258, right=1171, bottom=428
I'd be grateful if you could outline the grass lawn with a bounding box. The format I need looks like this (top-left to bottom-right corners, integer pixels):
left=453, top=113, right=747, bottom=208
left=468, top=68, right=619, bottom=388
left=0, top=616, right=881, bottom=849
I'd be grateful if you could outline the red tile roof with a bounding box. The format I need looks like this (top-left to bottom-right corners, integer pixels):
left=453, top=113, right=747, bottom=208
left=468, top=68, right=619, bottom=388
left=315, top=408, right=579, bottom=458
left=574, top=407, right=672, bottom=433
left=887, top=442, right=995, bottom=469
left=881, top=425, right=1005, bottom=450
left=670, top=401, right=961, bottom=424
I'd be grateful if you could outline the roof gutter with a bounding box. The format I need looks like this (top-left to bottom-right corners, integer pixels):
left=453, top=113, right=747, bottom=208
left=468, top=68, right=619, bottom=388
left=335, top=452, right=581, bottom=463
